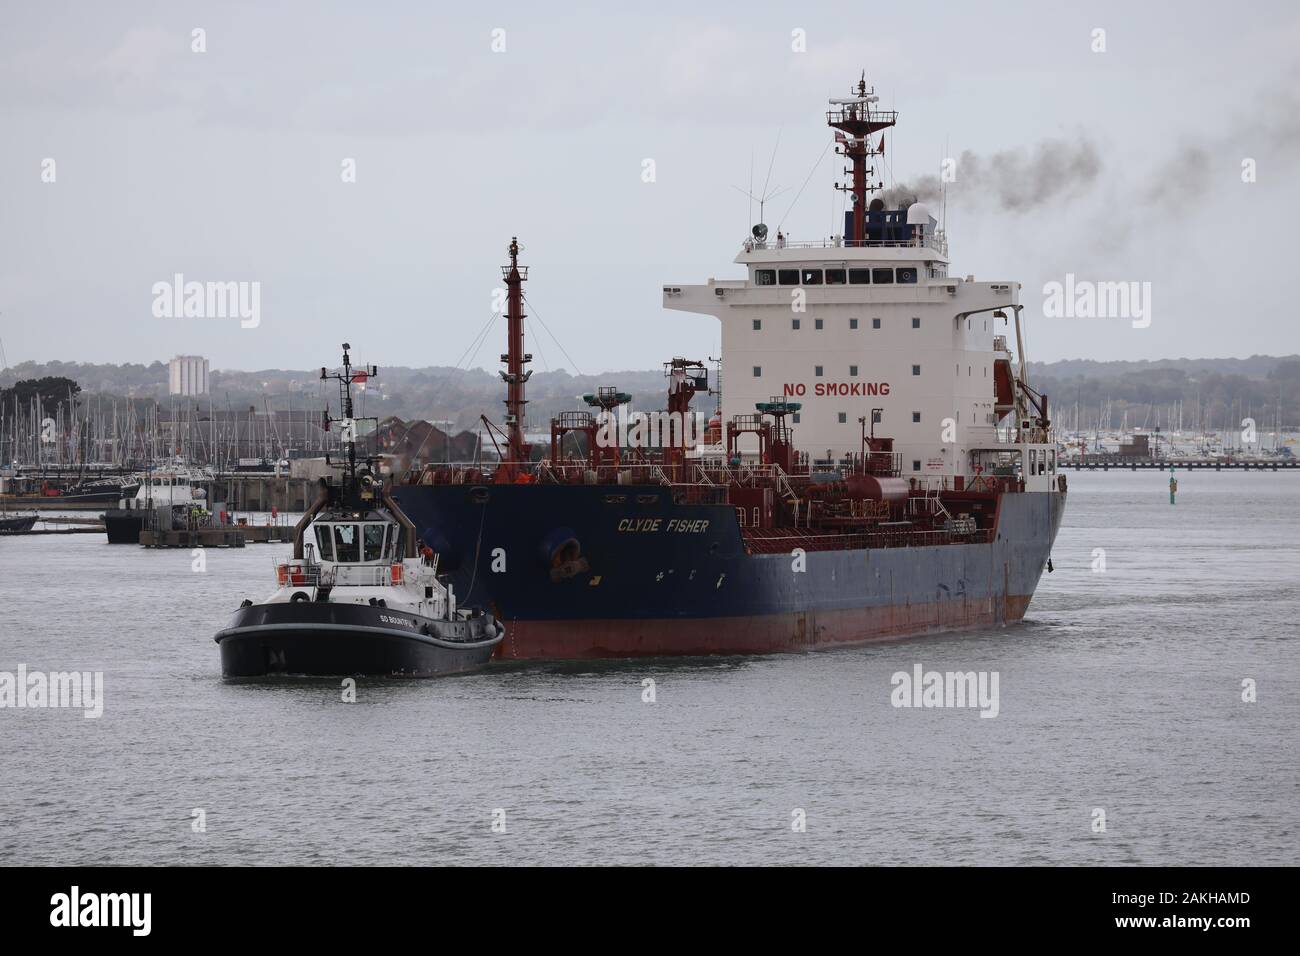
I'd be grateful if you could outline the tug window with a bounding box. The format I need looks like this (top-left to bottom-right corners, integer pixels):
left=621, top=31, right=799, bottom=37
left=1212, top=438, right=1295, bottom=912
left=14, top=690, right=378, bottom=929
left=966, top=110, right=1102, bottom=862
left=825, top=268, right=846, bottom=285
left=872, top=318, right=881, bottom=329
left=815, top=365, right=823, bottom=376
left=333, top=524, right=361, bottom=563
left=850, top=365, right=858, bottom=376
left=872, top=268, right=895, bottom=284
left=753, top=366, right=762, bottom=377
left=814, top=318, right=823, bottom=330
left=897, top=266, right=919, bottom=284
left=849, top=318, right=859, bottom=329
left=364, top=523, right=386, bottom=562
left=755, top=269, right=777, bottom=286
left=778, top=269, right=800, bottom=285
left=912, top=317, right=921, bottom=329
left=801, top=269, right=823, bottom=285
left=848, top=268, right=871, bottom=284
left=314, top=525, right=334, bottom=562
left=838, top=412, right=847, bottom=424
left=752, top=319, right=761, bottom=330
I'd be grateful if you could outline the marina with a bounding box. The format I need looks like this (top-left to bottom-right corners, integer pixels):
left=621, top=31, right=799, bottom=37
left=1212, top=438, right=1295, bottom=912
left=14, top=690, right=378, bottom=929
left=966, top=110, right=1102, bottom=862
left=1062, top=457, right=1299, bottom=470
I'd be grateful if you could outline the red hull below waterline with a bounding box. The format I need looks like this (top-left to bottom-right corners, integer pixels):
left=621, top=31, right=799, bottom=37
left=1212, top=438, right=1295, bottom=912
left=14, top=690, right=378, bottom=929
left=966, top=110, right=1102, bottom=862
left=494, top=594, right=1035, bottom=659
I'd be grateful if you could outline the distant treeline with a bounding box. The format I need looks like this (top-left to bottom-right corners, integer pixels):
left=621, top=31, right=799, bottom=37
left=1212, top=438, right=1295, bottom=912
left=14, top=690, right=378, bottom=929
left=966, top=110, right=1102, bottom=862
left=1031, top=357, right=1300, bottom=432
left=3, top=355, right=1299, bottom=433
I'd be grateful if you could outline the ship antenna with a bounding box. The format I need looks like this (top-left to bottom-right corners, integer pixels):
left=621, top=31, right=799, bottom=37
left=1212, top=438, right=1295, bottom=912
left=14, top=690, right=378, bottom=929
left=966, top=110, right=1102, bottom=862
left=500, top=237, right=532, bottom=478
left=828, top=71, right=897, bottom=245
left=320, top=342, right=379, bottom=502
left=342, top=345, right=355, bottom=486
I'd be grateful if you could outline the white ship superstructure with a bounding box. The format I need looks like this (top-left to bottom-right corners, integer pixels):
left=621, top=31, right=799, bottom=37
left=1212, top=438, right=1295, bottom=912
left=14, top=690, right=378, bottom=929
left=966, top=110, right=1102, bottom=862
left=665, top=75, right=1055, bottom=490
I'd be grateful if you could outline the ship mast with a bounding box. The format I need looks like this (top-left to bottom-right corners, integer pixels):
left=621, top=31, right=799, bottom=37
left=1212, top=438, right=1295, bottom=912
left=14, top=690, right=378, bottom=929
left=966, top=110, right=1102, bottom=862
left=321, top=343, right=378, bottom=503
left=827, top=73, right=897, bottom=245
left=499, top=237, right=532, bottom=476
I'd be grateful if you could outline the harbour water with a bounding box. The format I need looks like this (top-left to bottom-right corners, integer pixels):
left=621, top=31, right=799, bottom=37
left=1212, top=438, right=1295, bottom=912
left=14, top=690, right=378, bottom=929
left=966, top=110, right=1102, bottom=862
left=2, top=471, right=1296, bottom=866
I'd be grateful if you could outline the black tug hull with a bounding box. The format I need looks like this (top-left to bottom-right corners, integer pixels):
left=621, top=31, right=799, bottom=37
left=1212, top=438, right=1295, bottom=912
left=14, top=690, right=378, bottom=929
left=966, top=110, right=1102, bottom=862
left=215, top=601, right=503, bottom=678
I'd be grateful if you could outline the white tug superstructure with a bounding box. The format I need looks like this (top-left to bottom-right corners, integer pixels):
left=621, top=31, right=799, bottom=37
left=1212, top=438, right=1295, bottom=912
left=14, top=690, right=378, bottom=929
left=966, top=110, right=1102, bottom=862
left=665, top=75, right=1058, bottom=492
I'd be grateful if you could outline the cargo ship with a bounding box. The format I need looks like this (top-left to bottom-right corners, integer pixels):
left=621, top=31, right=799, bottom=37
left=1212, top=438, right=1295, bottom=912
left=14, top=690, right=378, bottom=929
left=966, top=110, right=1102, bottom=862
left=392, top=75, right=1066, bottom=658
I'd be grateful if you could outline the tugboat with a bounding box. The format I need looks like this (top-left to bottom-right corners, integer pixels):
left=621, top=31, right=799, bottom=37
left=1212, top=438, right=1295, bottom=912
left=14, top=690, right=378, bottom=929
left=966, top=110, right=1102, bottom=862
left=102, top=464, right=208, bottom=544
left=213, top=345, right=503, bottom=678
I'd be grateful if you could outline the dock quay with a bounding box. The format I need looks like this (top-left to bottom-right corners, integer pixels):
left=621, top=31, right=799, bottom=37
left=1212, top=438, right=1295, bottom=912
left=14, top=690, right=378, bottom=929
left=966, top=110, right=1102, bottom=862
left=2, top=471, right=331, bottom=512
left=139, top=524, right=295, bottom=548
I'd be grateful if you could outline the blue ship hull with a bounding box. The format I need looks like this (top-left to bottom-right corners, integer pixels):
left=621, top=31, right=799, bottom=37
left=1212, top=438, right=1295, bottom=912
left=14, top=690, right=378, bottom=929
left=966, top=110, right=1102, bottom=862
left=391, top=483, right=1065, bottom=658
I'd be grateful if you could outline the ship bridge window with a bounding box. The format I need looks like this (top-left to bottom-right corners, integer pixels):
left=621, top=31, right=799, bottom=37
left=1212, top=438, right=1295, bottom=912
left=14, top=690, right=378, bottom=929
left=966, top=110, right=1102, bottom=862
left=755, top=269, right=776, bottom=286
left=825, top=268, right=846, bottom=285
left=897, top=266, right=919, bottom=284
left=849, top=268, right=871, bottom=284
left=364, top=523, right=387, bottom=562
left=801, top=269, right=823, bottom=285
left=314, top=525, right=334, bottom=562
left=778, top=269, right=800, bottom=285
left=333, top=523, right=360, bottom=563
left=872, top=268, right=895, bottom=284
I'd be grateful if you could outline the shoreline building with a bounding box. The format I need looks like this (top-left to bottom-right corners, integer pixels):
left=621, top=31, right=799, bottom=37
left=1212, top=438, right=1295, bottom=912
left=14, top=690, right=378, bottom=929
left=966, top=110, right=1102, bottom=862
left=168, top=355, right=209, bottom=396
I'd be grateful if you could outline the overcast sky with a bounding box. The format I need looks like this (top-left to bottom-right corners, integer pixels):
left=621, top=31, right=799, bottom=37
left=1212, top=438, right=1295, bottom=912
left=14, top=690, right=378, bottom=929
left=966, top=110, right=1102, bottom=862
left=2, top=0, right=1298, bottom=375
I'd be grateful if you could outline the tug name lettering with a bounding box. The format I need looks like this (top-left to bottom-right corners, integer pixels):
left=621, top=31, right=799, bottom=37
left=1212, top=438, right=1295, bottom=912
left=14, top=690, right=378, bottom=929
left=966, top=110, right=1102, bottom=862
left=618, top=518, right=711, bottom=533
left=784, top=382, right=890, bottom=397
